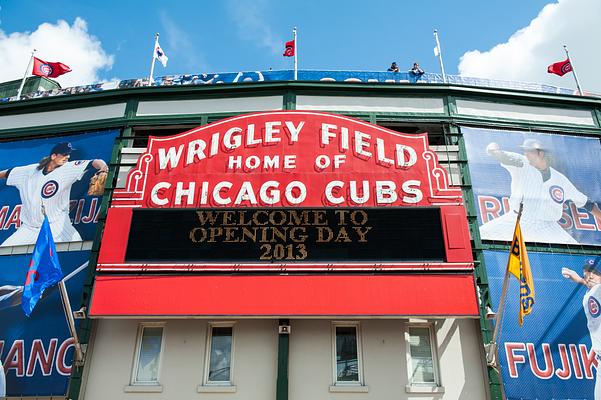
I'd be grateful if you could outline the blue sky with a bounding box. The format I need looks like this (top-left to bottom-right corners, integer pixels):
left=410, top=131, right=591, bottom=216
left=0, top=0, right=598, bottom=92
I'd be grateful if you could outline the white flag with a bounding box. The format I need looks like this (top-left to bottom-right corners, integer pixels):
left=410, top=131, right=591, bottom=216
left=433, top=46, right=440, bottom=57
left=154, top=41, right=168, bottom=67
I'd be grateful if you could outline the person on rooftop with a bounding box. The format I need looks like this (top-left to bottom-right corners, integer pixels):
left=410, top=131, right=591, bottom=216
left=387, top=62, right=400, bottom=72
left=409, top=62, right=424, bottom=76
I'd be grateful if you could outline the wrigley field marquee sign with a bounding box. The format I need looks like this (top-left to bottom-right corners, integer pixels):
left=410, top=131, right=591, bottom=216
left=98, top=111, right=472, bottom=271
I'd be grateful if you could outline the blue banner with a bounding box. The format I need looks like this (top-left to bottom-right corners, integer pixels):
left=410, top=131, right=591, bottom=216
left=0, top=251, right=90, bottom=396
left=463, top=127, right=601, bottom=245
left=486, top=250, right=600, bottom=400
left=1, top=70, right=581, bottom=104
left=0, top=130, right=118, bottom=246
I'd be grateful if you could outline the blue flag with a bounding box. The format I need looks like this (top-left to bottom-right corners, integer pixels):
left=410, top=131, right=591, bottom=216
left=21, top=216, right=64, bottom=317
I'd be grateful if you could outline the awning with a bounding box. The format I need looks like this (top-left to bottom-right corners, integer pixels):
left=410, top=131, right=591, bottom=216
left=89, top=274, right=478, bottom=317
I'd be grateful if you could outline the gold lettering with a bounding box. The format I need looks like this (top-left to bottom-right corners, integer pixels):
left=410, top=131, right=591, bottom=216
left=269, top=210, right=286, bottom=226
left=271, top=226, right=289, bottom=242
left=317, top=227, right=333, bottom=242
left=334, top=227, right=351, bottom=242
left=253, top=211, right=269, bottom=225
left=335, top=210, right=349, bottom=226
left=290, top=227, right=308, bottom=242
left=189, top=227, right=207, bottom=242
left=313, top=210, right=327, bottom=226
left=238, top=211, right=252, bottom=226
left=208, top=227, right=223, bottom=242
left=224, top=227, right=239, bottom=242
left=241, top=227, right=257, bottom=242
left=288, top=210, right=309, bottom=225
left=350, top=210, right=368, bottom=225
left=196, top=210, right=219, bottom=226
left=222, top=211, right=235, bottom=225
left=353, top=226, right=372, bottom=242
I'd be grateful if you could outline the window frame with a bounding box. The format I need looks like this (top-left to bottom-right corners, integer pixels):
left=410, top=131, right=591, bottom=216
left=404, top=322, right=443, bottom=393
left=331, top=321, right=365, bottom=387
left=130, top=322, right=166, bottom=386
left=203, top=321, right=236, bottom=387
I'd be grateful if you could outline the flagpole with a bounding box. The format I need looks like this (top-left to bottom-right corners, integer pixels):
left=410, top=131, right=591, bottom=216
left=17, top=49, right=36, bottom=100
left=488, top=201, right=524, bottom=369
left=148, top=33, right=159, bottom=86
left=58, top=280, right=84, bottom=364
left=433, top=30, right=447, bottom=84
left=293, top=27, right=298, bottom=81
left=563, top=45, right=583, bottom=96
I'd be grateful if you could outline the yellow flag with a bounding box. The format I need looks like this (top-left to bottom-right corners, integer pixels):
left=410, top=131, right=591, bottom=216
left=507, top=221, right=535, bottom=326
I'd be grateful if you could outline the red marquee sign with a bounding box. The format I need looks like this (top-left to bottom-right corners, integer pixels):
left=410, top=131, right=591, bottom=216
left=113, top=111, right=461, bottom=208
left=98, top=111, right=473, bottom=272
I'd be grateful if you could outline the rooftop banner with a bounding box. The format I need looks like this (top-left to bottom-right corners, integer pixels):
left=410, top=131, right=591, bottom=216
left=463, top=127, right=601, bottom=245
left=485, top=250, right=600, bottom=400
left=100, top=112, right=471, bottom=272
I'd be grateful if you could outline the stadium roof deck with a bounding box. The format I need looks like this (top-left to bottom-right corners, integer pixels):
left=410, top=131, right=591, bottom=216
left=1, top=69, right=597, bottom=104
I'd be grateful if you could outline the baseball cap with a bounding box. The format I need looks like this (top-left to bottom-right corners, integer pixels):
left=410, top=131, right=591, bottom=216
left=520, top=139, right=546, bottom=152
left=50, top=142, right=75, bottom=155
left=583, top=258, right=601, bottom=273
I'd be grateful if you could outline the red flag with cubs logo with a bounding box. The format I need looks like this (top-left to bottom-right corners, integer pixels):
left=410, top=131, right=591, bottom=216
left=32, top=57, right=72, bottom=78
left=283, top=40, right=295, bottom=57
left=547, top=58, right=572, bottom=77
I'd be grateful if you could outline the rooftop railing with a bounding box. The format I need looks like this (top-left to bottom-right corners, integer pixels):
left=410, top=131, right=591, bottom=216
left=2, top=69, right=594, bottom=103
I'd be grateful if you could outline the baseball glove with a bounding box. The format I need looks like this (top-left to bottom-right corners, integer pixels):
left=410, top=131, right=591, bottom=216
left=88, top=171, right=108, bottom=196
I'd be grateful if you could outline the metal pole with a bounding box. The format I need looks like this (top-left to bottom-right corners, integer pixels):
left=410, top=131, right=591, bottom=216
left=17, top=49, right=36, bottom=100
left=433, top=30, right=447, bottom=83
left=148, top=33, right=159, bottom=86
left=293, top=27, right=298, bottom=81
left=490, top=202, right=524, bottom=365
left=563, top=45, right=583, bottom=96
left=58, top=280, right=84, bottom=363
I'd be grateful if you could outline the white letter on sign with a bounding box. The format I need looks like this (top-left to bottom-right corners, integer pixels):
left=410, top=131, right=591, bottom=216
left=375, top=181, right=397, bottom=204
left=325, top=181, right=344, bottom=204
left=158, top=145, right=184, bottom=170
left=151, top=182, right=171, bottom=206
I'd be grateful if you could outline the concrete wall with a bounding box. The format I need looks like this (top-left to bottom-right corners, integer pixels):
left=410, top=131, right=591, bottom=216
left=82, top=318, right=487, bottom=400
left=289, top=319, right=488, bottom=400
left=82, top=319, right=279, bottom=400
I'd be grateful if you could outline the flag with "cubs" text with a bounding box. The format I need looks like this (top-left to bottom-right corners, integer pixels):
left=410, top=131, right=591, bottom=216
left=21, top=215, right=64, bottom=317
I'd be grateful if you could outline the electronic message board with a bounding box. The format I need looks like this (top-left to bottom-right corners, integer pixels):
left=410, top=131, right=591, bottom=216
left=125, top=208, right=445, bottom=263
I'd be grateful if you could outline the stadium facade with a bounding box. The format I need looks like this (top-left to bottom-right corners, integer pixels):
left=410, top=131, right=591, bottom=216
left=1, top=70, right=600, bottom=400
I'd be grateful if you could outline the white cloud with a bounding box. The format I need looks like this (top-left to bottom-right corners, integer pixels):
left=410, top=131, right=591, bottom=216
left=0, top=17, right=113, bottom=88
left=226, top=0, right=281, bottom=55
left=458, top=0, right=601, bottom=93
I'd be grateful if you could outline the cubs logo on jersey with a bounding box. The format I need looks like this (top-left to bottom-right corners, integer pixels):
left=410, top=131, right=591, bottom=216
left=549, top=185, right=565, bottom=203
left=41, top=180, right=59, bottom=199
left=588, top=296, right=601, bottom=317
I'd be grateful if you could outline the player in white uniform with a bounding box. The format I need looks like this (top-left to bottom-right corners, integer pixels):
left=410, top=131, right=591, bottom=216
left=563, top=258, right=601, bottom=399
left=0, top=142, right=108, bottom=247
left=480, top=139, right=601, bottom=243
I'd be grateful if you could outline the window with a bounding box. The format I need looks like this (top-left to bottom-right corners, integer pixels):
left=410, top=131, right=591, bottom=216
left=405, top=323, right=442, bottom=393
left=131, top=324, right=164, bottom=385
left=204, top=323, right=234, bottom=385
left=331, top=322, right=365, bottom=388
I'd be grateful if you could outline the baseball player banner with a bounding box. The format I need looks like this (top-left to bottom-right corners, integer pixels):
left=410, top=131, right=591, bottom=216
left=0, top=251, right=90, bottom=397
left=462, top=127, right=601, bottom=245
left=0, top=129, right=118, bottom=247
left=486, top=250, right=601, bottom=400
